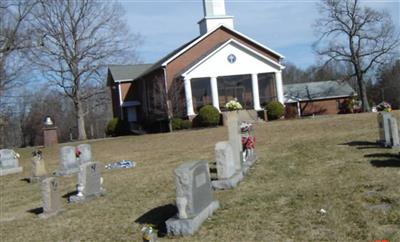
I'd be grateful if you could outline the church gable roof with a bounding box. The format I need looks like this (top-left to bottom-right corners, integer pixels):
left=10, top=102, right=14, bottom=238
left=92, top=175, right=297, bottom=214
left=181, top=39, right=284, bottom=79
left=161, top=25, right=284, bottom=67
left=111, top=25, right=285, bottom=83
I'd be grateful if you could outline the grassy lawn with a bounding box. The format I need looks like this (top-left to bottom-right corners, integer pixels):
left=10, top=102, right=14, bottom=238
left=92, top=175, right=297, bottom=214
left=1, top=111, right=399, bottom=241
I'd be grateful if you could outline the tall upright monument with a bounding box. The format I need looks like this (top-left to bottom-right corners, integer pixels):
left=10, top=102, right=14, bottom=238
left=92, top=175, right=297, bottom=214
left=198, top=0, right=234, bottom=35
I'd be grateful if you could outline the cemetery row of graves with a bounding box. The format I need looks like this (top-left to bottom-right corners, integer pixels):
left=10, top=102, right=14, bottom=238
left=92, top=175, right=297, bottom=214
left=0, top=111, right=399, bottom=241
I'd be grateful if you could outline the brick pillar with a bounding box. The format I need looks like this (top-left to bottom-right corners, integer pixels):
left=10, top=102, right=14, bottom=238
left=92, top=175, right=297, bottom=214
left=43, top=127, right=58, bottom=147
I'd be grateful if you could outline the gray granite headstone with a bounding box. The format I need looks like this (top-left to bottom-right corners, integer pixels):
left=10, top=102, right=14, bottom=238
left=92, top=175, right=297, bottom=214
left=211, top=141, right=244, bottom=190
left=56, top=146, right=79, bottom=176
left=0, top=149, right=23, bottom=176
left=377, top=112, right=392, bottom=147
left=226, top=112, right=243, bottom=171
left=69, top=162, right=105, bottom=203
left=77, top=144, right=92, bottom=164
left=215, top=141, right=235, bottom=180
left=39, top=177, right=62, bottom=218
left=166, top=160, right=219, bottom=236
left=389, top=117, right=400, bottom=148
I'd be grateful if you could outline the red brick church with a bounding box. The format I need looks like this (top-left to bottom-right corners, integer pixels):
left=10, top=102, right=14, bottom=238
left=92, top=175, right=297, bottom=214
left=107, top=0, right=285, bottom=131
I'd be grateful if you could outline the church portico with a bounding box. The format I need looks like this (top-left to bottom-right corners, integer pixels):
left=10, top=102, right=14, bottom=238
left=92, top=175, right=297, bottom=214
left=184, top=71, right=281, bottom=116
left=181, top=39, right=284, bottom=116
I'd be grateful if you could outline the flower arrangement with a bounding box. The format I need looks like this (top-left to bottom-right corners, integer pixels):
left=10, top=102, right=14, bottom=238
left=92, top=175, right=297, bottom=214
left=225, top=98, right=243, bottom=111
left=376, top=101, right=392, bottom=112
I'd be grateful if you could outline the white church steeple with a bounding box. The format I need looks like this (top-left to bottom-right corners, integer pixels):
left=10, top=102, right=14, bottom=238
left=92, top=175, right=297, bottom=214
left=198, top=0, right=234, bottom=35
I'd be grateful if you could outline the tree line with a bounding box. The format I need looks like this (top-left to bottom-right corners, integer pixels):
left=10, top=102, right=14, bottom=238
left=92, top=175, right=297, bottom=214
left=1, top=0, right=140, bottom=148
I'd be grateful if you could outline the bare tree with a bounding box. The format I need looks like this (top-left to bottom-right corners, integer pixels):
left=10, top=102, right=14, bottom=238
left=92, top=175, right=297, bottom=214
left=314, top=0, right=400, bottom=112
left=150, top=75, right=184, bottom=132
left=0, top=0, right=37, bottom=98
left=30, top=0, right=140, bottom=140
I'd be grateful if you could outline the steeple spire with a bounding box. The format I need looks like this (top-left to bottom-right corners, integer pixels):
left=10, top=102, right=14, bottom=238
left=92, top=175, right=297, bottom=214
left=198, top=0, right=234, bottom=35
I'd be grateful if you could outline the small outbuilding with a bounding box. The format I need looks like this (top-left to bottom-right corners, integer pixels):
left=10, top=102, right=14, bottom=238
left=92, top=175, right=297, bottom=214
left=284, top=80, right=356, bottom=118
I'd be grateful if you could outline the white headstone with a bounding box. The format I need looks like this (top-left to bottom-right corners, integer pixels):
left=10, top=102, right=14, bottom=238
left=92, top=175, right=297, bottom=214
left=69, top=162, right=105, bottom=202
left=0, top=149, right=23, bottom=176
left=389, top=117, right=400, bottom=148
left=56, top=146, right=79, bottom=176
left=226, top=112, right=243, bottom=171
left=77, top=144, right=92, bottom=164
left=215, top=141, right=235, bottom=179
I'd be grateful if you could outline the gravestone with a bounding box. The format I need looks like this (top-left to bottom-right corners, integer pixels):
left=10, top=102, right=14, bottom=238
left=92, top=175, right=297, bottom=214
left=55, top=146, right=79, bottom=176
left=166, top=160, right=219, bottom=236
left=211, top=141, right=243, bottom=190
left=69, top=162, right=105, bottom=203
left=39, top=177, right=62, bottom=218
left=29, top=151, right=47, bottom=183
left=77, top=144, right=92, bottom=164
left=389, top=117, right=400, bottom=148
left=0, top=149, right=23, bottom=176
left=226, top=111, right=243, bottom=171
left=377, top=112, right=392, bottom=147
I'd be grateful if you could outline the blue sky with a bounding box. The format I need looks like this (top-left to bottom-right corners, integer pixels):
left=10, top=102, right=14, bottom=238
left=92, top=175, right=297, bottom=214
left=120, top=0, right=399, bottom=69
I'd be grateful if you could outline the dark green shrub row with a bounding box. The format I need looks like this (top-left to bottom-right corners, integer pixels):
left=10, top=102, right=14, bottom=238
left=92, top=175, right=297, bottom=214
left=171, top=118, right=192, bottom=130
left=106, top=118, right=130, bottom=136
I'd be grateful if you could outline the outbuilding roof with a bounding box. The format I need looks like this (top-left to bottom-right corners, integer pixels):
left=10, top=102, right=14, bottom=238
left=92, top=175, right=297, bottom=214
left=284, top=81, right=356, bottom=103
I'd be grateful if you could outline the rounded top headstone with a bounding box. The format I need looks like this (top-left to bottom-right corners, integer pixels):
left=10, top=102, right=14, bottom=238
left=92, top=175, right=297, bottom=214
left=60, top=146, right=76, bottom=163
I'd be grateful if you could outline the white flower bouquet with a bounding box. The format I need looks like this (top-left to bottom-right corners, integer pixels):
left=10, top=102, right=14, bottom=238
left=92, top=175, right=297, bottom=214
left=225, top=99, right=243, bottom=111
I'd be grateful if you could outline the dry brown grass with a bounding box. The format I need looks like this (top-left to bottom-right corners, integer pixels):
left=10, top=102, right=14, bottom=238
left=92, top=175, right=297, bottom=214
left=1, top=111, right=399, bottom=241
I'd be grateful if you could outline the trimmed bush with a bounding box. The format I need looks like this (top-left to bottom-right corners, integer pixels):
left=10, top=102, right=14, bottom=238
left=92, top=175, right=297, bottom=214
left=106, top=117, right=129, bottom=136
left=197, top=105, right=220, bottom=127
left=265, top=101, right=285, bottom=120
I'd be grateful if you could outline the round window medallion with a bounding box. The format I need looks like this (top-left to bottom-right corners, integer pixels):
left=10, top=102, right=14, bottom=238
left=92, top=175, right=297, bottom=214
left=227, top=54, right=236, bottom=64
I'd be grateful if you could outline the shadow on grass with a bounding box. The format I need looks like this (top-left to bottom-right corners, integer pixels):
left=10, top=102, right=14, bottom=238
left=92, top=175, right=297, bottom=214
left=370, top=159, right=400, bottom=167
left=340, top=141, right=383, bottom=149
left=27, top=207, right=43, bottom=215
left=365, top=152, right=400, bottom=167
left=365, top=153, right=400, bottom=158
left=20, top=178, right=30, bottom=183
left=135, top=204, right=177, bottom=237
left=62, top=191, right=77, bottom=198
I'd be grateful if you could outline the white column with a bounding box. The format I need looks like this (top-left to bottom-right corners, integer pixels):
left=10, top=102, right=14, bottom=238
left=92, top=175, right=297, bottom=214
left=251, top=73, right=262, bottom=110
left=275, top=70, right=284, bottom=105
left=210, top=77, right=220, bottom=111
left=184, top=77, right=195, bottom=116
left=297, top=101, right=301, bottom=117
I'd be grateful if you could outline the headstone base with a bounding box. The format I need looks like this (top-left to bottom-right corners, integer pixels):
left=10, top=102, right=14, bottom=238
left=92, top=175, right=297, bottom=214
left=376, top=140, right=391, bottom=148
left=242, top=154, right=257, bottom=175
left=29, top=176, right=46, bottom=183
left=166, top=200, right=219, bottom=236
left=54, top=167, right=79, bottom=177
left=69, top=189, right=106, bottom=203
left=211, top=171, right=243, bottom=190
left=39, top=209, right=64, bottom=219
left=0, top=167, right=23, bottom=176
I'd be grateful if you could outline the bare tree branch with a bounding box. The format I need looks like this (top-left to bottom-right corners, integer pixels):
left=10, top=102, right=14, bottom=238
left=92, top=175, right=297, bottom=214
left=314, top=0, right=400, bottom=112
left=29, top=0, right=141, bottom=140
